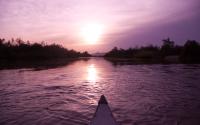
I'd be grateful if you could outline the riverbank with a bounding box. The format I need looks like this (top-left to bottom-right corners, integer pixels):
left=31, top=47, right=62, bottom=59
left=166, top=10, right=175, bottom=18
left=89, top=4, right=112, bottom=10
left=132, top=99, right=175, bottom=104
left=104, top=39, right=200, bottom=64
left=0, top=57, right=91, bottom=70
left=0, top=38, right=91, bottom=69
left=104, top=56, right=181, bottom=65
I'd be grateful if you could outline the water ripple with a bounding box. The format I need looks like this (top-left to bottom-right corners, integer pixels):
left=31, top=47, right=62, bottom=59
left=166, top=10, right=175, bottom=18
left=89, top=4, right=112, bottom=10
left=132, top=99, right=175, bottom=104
left=0, top=58, right=200, bottom=125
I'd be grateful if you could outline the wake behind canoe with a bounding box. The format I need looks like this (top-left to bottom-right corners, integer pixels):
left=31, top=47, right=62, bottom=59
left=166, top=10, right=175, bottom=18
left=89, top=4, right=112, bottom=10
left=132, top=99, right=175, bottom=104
left=90, top=95, right=118, bottom=125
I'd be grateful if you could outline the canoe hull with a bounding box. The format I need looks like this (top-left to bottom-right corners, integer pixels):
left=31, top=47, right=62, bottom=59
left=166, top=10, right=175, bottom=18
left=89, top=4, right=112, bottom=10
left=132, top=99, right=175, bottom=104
left=90, top=95, right=118, bottom=125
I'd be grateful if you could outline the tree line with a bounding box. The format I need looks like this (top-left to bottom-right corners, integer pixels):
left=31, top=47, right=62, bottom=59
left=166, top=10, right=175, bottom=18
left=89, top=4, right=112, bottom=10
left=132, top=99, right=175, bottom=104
left=0, top=38, right=90, bottom=61
left=105, top=38, right=200, bottom=63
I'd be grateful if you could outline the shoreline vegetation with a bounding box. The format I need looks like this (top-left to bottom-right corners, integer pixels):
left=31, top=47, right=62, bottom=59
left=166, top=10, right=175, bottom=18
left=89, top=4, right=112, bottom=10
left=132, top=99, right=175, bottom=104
left=0, top=38, right=90, bottom=69
left=0, top=38, right=200, bottom=69
left=104, top=38, right=200, bottom=64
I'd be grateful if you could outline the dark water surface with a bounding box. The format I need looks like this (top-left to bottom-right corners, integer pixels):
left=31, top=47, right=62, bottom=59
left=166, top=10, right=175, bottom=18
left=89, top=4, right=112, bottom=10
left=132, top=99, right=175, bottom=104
left=0, top=58, right=200, bottom=125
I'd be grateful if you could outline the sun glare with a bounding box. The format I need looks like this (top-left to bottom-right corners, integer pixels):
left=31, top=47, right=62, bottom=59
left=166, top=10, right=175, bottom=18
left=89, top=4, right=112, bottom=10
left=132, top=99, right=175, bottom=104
left=80, top=23, right=104, bottom=44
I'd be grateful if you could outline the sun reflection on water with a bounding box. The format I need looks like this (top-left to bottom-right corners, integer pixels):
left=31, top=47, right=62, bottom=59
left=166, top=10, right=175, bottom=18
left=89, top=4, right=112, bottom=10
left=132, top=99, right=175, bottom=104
left=87, top=64, right=98, bottom=83
left=85, top=64, right=101, bottom=105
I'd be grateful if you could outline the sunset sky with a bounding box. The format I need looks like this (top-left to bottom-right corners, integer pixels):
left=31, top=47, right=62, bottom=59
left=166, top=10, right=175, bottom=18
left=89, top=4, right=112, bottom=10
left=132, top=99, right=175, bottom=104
left=0, top=0, right=200, bottom=52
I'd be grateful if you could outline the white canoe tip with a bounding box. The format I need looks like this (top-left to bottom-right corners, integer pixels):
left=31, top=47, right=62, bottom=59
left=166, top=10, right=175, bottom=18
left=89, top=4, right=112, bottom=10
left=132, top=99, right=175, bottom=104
left=90, top=95, right=118, bottom=125
left=98, top=95, right=108, bottom=104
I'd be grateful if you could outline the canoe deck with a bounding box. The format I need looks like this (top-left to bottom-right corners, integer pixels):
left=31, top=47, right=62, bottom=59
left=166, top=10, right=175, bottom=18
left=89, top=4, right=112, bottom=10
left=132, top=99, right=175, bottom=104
left=90, top=95, right=118, bottom=125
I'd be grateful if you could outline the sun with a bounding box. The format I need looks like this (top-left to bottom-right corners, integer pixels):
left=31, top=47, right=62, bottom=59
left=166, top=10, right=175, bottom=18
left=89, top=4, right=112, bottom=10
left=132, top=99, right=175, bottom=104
left=80, top=23, right=104, bottom=44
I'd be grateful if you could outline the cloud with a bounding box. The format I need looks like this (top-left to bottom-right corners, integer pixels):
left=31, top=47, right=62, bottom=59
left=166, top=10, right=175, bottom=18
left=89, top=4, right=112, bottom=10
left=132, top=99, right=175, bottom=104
left=0, top=0, right=199, bottom=51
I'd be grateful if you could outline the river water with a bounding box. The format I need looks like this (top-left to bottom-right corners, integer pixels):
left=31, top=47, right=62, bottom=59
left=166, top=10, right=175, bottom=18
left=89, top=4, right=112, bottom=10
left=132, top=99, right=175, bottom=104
left=0, top=58, right=200, bottom=125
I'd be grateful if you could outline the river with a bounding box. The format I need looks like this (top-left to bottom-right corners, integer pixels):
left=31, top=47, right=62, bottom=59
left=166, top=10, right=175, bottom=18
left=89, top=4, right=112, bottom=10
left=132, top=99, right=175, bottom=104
left=0, top=58, right=200, bottom=125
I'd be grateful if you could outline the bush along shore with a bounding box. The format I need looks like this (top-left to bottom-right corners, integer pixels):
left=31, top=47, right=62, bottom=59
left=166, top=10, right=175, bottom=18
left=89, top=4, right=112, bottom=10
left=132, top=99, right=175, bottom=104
left=0, top=38, right=91, bottom=69
left=104, top=38, right=200, bottom=64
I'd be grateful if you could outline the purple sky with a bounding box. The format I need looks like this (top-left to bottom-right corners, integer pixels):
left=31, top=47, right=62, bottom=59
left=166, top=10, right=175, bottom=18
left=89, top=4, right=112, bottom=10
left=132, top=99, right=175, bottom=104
left=0, top=0, right=200, bottom=52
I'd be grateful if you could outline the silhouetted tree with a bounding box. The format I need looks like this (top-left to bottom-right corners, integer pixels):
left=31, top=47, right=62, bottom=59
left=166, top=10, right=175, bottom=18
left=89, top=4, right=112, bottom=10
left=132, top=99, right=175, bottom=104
left=81, top=51, right=91, bottom=57
left=161, top=38, right=175, bottom=57
left=105, top=39, right=200, bottom=64
left=0, top=38, right=91, bottom=62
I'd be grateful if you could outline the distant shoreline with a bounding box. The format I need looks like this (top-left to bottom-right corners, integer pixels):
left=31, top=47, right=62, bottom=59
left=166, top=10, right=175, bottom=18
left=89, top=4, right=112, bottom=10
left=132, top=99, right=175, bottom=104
left=1, top=38, right=200, bottom=69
